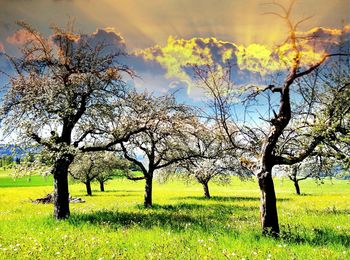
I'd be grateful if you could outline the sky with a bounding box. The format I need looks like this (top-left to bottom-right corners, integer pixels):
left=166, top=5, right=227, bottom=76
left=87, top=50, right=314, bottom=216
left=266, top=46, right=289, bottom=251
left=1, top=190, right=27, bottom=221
left=1, top=0, right=349, bottom=49
left=0, top=0, right=349, bottom=102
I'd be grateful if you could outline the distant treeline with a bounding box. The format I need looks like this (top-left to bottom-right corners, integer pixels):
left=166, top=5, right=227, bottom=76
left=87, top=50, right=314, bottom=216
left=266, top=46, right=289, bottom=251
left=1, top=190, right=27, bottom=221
left=0, top=155, right=20, bottom=167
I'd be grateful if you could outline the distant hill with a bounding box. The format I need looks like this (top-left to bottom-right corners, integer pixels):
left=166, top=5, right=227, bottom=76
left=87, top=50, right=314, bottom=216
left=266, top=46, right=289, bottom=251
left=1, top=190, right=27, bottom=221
left=0, top=144, right=27, bottom=158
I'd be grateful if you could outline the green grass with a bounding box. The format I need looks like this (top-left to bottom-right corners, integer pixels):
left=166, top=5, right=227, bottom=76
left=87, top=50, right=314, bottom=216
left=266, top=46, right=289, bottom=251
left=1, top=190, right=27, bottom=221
left=0, top=171, right=349, bottom=259
left=0, top=168, right=53, bottom=187
left=0, top=175, right=53, bottom=188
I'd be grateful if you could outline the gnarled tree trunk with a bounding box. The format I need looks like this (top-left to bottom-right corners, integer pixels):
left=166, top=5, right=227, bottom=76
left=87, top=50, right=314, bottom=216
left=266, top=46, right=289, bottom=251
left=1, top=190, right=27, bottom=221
left=52, top=155, right=73, bottom=219
left=144, top=171, right=153, bottom=207
left=256, top=83, right=291, bottom=235
left=257, top=169, right=279, bottom=235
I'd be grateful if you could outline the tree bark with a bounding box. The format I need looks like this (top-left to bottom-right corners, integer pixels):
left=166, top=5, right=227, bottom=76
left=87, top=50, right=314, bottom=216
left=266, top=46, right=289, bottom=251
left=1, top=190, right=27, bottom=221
left=202, top=182, right=211, bottom=198
left=52, top=156, right=73, bottom=219
left=99, top=180, right=105, bottom=192
left=258, top=170, right=279, bottom=236
left=85, top=180, right=92, bottom=196
left=144, top=172, right=153, bottom=207
left=294, top=180, right=301, bottom=195
left=256, top=86, right=291, bottom=235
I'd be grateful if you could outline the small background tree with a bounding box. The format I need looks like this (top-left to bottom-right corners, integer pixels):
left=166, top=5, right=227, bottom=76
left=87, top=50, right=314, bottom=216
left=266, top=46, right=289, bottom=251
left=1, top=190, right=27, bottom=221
left=120, top=94, right=199, bottom=207
left=95, top=152, right=130, bottom=192
left=175, top=124, right=233, bottom=199
left=70, top=153, right=100, bottom=196
left=70, top=152, right=130, bottom=195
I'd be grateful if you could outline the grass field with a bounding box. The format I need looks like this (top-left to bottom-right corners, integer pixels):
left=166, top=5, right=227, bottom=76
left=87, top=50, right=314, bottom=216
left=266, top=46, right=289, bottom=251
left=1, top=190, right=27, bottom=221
left=0, top=169, right=349, bottom=259
left=0, top=168, right=53, bottom=188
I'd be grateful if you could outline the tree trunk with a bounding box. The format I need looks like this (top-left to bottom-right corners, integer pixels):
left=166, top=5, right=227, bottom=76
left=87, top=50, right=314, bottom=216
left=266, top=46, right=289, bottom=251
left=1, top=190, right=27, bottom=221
left=258, top=170, right=279, bottom=236
left=202, top=182, right=210, bottom=198
left=99, top=180, right=105, bottom=192
left=256, top=86, right=291, bottom=236
left=86, top=180, right=92, bottom=196
left=144, top=173, right=153, bottom=207
left=52, top=156, right=73, bottom=219
left=294, top=180, right=301, bottom=195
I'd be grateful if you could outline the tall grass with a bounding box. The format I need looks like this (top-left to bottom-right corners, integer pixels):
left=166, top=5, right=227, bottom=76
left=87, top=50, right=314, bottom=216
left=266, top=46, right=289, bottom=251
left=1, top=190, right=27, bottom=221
left=0, top=173, right=349, bottom=259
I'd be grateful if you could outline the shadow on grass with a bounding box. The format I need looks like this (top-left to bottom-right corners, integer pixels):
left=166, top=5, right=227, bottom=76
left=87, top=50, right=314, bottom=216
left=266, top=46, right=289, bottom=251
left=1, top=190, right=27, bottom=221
left=81, top=189, right=141, bottom=194
left=305, top=207, right=350, bottom=215
left=67, top=202, right=256, bottom=233
left=69, top=210, right=197, bottom=230
left=175, top=195, right=290, bottom=202
left=76, top=190, right=141, bottom=197
left=85, top=193, right=137, bottom=198
left=294, top=193, right=314, bottom=196
left=101, top=190, right=141, bottom=193
left=148, top=202, right=256, bottom=212
left=65, top=201, right=350, bottom=247
left=279, top=224, right=350, bottom=247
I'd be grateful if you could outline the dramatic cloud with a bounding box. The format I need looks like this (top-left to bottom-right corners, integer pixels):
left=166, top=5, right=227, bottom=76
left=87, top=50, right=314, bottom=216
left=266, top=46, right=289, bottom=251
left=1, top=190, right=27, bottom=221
left=234, top=25, right=350, bottom=119
left=235, top=44, right=277, bottom=74
left=6, top=28, right=37, bottom=45
left=1, top=0, right=348, bottom=103
left=133, top=37, right=237, bottom=91
left=3, top=24, right=349, bottom=101
left=133, top=25, right=349, bottom=89
left=79, top=27, right=126, bottom=53
left=297, top=26, right=350, bottom=49
left=6, top=26, right=127, bottom=55
left=235, top=41, right=327, bottom=75
left=0, top=42, right=4, bottom=53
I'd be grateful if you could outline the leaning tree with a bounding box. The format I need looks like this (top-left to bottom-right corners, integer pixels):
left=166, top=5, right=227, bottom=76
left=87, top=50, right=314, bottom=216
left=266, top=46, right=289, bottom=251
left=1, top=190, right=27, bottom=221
left=190, top=1, right=349, bottom=235
left=0, top=22, right=148, bottom=219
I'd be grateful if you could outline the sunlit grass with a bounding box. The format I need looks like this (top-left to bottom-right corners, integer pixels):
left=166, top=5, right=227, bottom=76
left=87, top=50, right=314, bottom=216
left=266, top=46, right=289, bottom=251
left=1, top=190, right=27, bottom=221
left=0, top=171, right=349, bottom=259
left=0, top=167, right=52, bottom=188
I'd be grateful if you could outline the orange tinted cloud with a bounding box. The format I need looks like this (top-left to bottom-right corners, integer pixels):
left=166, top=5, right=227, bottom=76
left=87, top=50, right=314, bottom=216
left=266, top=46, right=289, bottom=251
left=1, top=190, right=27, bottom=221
left=6, top=29, right=36, bottom=45
left=0, top=42, right=4, bottom=53
left=345, top=25, right=350, bottom=33
left=235, top=44, right=278, bottom=74
left=297, top=26, right=343, bottom=45
left=79, top=27, right=126, bottom=51
left=4, top=23, right=348, bottom=95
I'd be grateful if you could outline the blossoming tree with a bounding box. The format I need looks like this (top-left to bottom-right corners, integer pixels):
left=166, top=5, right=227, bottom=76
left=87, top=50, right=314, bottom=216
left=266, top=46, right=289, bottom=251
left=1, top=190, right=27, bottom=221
left=0, top=22, right=148, bottom=219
